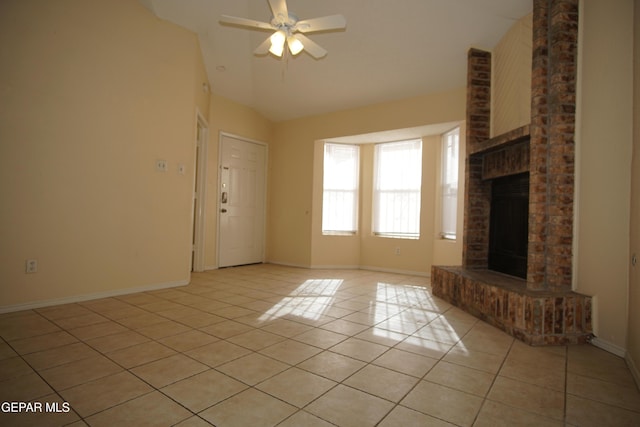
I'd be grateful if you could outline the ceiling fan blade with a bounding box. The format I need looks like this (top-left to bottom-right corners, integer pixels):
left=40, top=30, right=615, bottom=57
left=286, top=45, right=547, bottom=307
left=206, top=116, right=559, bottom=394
left=268, top=0, right=289, bottom=24
left=220, top=15, right=273, bottom=31
left=296, top=34, right=327, bottom=59
left=296, top=14, right=346, bottom=33
left=254, top=35, right=272, bottom=55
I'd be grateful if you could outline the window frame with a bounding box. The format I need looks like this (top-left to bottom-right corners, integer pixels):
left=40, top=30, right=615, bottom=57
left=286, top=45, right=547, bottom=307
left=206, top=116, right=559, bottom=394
left=321, top=142, right=360, bottom=236
left=372, top=139, right=423, bottom=240
left=440, top=127, right=460, bottom=240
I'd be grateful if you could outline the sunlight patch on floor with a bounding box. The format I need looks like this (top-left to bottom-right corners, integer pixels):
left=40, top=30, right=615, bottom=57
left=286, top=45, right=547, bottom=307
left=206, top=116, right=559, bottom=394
left=258, top=279, right=343, bottom=321
left=373, top=282, right=468, bottom=354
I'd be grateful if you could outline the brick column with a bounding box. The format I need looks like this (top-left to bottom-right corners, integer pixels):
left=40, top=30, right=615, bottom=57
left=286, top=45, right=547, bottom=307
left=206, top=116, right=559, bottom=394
left=463, top=49, right=492, bottom=269
left=528, top=0, right=578, bottom=291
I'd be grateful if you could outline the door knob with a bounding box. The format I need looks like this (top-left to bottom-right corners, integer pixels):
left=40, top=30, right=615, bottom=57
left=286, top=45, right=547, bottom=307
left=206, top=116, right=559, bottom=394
left=221, top=208, right=227, bottom=213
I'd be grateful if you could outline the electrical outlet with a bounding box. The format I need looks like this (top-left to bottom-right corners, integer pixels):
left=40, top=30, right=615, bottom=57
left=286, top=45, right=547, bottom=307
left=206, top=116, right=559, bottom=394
left=394, top=247, right=401, bottom=256
left=156, top=159, right=168, bottom=172
left=25, top=259, right=38, bottom=273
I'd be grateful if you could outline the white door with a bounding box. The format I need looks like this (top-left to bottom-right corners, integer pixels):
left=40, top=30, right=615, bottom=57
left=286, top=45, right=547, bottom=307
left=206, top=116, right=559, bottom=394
left=218, top=134, right=267, bottom=267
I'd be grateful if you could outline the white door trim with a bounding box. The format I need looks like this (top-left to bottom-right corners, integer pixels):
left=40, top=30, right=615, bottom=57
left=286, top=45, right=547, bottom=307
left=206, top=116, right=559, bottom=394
left=217, top=131, right=268, bottom=268
left=192, top=109, right=209, bottom=272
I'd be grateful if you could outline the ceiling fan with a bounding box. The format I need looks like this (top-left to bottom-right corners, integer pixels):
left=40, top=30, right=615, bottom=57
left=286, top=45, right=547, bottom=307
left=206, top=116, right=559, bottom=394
left=219, top=0, right=346, bottom=59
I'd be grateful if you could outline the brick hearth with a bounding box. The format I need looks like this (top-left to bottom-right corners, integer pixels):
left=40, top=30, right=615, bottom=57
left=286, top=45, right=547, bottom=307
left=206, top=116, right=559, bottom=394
left=432, top=267, right=592, bottom=345
left=432, top=0, right=592, bottom=345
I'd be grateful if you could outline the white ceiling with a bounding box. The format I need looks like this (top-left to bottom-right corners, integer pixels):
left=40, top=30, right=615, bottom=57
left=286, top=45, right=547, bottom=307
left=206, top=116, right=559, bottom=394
left=140, top=0, right=532, bottom=122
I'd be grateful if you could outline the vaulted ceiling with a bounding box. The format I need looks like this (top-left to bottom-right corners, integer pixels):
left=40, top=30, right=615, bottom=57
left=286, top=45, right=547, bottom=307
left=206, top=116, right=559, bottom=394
left=140, top=0, right=532, bottom=122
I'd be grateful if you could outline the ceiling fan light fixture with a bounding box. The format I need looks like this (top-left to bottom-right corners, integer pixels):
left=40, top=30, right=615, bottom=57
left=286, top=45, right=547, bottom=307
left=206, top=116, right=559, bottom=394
left=219, top=0, right=346, bottom=60
left=269, top=30, right=286, bottom=57
left=287, top=35, right=304, bottom=55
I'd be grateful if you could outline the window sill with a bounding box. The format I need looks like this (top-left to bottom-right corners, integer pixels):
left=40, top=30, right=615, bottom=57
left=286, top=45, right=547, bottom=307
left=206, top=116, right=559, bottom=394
left=373, top=233, right=419, bottom=240
left=322, top=231, right=357, bottom=236
left=440, top=233, right=457, bottom=241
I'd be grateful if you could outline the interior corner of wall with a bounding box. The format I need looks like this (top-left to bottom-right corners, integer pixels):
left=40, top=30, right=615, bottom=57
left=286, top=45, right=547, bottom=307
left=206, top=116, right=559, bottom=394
left=590, top=294, right=598, bottom=337
left=591, top=336, right=627, bottom=358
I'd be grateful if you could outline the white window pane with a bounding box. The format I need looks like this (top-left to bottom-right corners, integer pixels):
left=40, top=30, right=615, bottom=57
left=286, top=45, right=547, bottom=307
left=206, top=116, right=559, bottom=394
left=373, top=139, right=422, bottom=238
left=323, top=190, right=356, bottom=232
left=322, top=143, right=359, bottom=234
left=441, top=128, right=459, bottom=239
left=324, top=144, right=358, bottom=190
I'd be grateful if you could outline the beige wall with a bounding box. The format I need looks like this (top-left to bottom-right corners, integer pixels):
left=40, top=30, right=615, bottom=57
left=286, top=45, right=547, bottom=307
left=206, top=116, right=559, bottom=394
left=576, top=0, right=634, bottom=353
left=269, top=88, right=466, bottom=272
left=491, top=13, right=532, bottom=137
left=0, top=0, right=210, bottom=309
left=629, top=0, right=640, bottom=384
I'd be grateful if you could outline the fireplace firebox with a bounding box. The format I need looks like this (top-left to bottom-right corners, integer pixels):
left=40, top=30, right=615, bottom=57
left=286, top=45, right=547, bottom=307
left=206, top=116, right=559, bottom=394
left=488, top=173, right=529, bottom=279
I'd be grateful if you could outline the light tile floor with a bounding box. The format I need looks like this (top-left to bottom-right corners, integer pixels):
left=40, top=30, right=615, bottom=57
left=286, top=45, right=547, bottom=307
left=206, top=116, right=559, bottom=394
left=1, top=264, right=639, bottom=426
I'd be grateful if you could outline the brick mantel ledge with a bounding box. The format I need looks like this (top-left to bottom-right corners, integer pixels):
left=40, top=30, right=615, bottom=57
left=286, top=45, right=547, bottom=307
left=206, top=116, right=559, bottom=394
left=468, top=125, right=530, bottom=156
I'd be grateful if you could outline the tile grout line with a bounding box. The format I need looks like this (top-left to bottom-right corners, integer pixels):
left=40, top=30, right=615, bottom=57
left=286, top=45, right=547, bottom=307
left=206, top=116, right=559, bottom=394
left=471, top=333, right=517, bottom=426
left=36, top=298, right=250, bottom=425
left=3, top=265, right=638, bottom=426
left=2, top=334, right=86, bottom=424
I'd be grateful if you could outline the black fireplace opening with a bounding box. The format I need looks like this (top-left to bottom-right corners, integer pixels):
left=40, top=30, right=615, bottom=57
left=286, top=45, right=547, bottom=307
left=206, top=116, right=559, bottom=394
left=488, top=172, right=529, bottom=279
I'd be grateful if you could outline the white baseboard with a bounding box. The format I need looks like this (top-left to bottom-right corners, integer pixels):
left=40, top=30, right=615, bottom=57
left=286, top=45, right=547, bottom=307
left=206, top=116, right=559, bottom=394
left=267, top=260, right=312, bottom=269
left=270, top=260, right=431, bottom=278
left=591, top=336, right=627, bottom=358
left=1, top=263, right=426, bottom=315
left=625, top=352, right=640, bottom=390
left=358, top=265, right=431, bottom=278
left=0, top=278, right=190, bottom=314
left=309, top=264, right=362, bottom=270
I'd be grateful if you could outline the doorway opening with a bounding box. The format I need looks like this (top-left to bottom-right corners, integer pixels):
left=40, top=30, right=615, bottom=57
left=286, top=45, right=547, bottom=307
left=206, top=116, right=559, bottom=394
left=191, top=111, right=208, bottom=272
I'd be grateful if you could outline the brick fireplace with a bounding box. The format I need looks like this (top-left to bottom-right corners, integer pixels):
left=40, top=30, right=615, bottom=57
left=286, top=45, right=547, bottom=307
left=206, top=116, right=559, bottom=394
left=432, top=0, right=592, bottom=345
